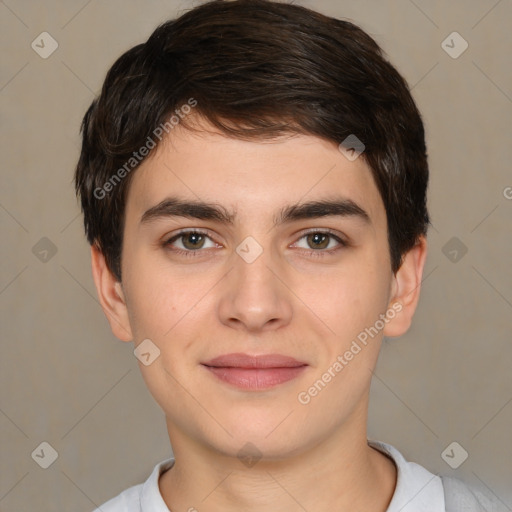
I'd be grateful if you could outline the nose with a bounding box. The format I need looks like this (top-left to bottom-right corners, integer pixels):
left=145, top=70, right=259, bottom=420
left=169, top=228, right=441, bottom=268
left=217, top=246, right=293, bottom=333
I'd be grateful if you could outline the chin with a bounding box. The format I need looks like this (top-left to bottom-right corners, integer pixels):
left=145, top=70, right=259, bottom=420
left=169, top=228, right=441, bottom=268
left=210, top=414, right=312, bottom=458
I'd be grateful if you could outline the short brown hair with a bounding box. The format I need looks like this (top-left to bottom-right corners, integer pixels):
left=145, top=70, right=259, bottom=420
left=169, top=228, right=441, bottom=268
left=75, top=0, right=429, bottom=281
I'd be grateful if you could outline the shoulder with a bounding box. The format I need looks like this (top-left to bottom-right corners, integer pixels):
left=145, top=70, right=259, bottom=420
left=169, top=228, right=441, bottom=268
left=91, top=483, right=143, bottom=512
left=90, top=457, right=175, bottom=512
left=369, top=440, right=445, bottom=511
left=442, top=475, right=507, bottom=512
left=369, top=440, right=506, bottom=512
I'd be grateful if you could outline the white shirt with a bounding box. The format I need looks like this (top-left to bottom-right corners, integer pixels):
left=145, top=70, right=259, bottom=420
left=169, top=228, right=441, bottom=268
left=92, top=440, right=504, bottom=511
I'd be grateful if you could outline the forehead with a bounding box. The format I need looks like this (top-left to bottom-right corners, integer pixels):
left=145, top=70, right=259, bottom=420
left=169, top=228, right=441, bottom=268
left=124, top=125, right=385, bottom=229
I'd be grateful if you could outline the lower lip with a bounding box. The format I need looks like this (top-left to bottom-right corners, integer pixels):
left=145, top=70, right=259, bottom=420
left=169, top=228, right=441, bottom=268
left=203, top=365, right=307, bottom=390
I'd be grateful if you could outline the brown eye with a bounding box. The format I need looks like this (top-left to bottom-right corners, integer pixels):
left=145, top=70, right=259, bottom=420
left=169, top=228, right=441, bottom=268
left=292, top=230, right=347, bottom=257
left=306, top=232, right=330, bottom=250
left=164, top=230, right=216, bottom=253
left=181, top=232, right=206, bottom=250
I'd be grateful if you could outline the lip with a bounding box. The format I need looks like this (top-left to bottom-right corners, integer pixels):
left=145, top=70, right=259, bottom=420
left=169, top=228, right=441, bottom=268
left=201, top=353, right=308, bottom=390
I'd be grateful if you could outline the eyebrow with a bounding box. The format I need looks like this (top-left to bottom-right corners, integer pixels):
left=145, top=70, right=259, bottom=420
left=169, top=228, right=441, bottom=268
left=140, top=196, right=371, bottom=226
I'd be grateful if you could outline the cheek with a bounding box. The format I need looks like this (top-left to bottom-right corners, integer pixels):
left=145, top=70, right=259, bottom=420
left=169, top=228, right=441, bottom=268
left=302, top=258, right=391, bottom=341
left=123, top=268, right=196, bottom=409
left=122, top=249, right=180, bottom=340
left=128, top=285, right=181, bottom=342
left=300, top=262, right=391, bottom=411
left=122, top=253, right=215, bottom=366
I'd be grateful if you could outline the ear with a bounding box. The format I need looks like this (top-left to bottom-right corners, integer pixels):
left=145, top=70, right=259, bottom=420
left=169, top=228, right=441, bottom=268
left=90, top=245, right=133, bottom=342
left=383, top=236, right=427, bottom=338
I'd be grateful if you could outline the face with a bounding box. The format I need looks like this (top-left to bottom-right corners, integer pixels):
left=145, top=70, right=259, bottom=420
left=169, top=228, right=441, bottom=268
left=95, top=121, right=424, bottom=460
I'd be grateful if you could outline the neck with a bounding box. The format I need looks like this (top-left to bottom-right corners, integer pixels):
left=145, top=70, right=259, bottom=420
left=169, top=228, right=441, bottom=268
left=159, top=405, right=396, bottom=511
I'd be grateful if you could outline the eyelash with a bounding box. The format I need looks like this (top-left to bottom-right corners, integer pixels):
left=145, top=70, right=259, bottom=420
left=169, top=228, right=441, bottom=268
left=162, top=228, right=348, bottom=259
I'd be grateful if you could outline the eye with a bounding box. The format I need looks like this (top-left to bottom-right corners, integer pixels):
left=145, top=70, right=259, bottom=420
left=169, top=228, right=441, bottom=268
left=292, top=230, right=347, bottom=256
left=163, top=229, right=218, bottom=254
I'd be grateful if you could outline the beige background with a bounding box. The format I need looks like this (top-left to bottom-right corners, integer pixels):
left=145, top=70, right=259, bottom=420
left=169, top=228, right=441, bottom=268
left=1, top=0, right=511, bottom=510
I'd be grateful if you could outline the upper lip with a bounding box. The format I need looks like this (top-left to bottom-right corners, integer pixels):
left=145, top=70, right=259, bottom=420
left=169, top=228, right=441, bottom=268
left=202, top=353, right=308, bottom=369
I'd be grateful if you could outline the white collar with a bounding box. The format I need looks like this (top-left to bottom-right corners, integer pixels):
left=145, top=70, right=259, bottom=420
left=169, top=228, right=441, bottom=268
left=368, top=440, right=445, bottom=511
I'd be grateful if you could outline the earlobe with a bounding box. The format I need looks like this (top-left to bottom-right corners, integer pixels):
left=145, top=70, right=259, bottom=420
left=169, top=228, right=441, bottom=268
left=90, top=245, right=133, bottom=342
left=383, top=236, right=428, bottom=338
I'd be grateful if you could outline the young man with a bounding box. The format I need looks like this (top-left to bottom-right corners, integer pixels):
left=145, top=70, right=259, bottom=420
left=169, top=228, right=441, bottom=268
left=75, top=1, right=501, bottom=510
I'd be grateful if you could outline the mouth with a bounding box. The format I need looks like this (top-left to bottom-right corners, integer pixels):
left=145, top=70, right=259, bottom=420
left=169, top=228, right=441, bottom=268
left=201, top=353, right=308, bottom=390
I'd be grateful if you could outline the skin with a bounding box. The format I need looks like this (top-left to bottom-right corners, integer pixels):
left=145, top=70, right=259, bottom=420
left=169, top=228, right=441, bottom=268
left=92, top=119, right=427, bottom=512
